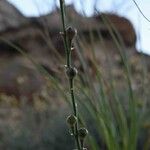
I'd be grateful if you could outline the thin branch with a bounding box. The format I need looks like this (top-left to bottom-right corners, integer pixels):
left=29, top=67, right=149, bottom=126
left=132, top=0, right=150, bottom=23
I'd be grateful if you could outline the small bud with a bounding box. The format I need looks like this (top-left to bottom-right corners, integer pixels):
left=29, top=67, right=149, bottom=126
left=66, top=67, right=78, bottom=79
left=66, top=26, right=77, bottom=41
left=71, top=46, right=75, bottom=51
left=66, top=115, right=77, bottom=127
left=78, top=128, right=88, bottom=139
left=59, top=32, right=64, bottom=36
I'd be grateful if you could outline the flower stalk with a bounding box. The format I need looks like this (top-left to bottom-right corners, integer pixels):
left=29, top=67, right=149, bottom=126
left=59, top=0, right=88, bottom=149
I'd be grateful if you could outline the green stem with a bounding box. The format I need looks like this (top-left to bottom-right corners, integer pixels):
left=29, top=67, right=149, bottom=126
left=69, top=79, right=77, bottom=116
left=70, top=79, right=81, bottom=149
left=59, top=0, right=70, bottom=67
left=59, top=0, right=81, bottom=149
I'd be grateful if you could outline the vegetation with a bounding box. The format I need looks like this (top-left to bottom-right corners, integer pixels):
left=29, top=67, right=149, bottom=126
left=0, top=0, right=149, bottom=150
left=59, top=0, right=88, bottom=149
left=56, top=1, right=150, bottom=150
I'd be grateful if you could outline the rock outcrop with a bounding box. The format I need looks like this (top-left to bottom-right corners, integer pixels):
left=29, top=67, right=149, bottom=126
left=0, top=1, right=149, bottom=103
left=0, top=0, right=28, bottom=32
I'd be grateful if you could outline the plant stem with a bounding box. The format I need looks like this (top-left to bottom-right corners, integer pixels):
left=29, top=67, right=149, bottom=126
left=59, top=0, right=81, bottom=149
left=59, top=0, right=70, bottom=67
left=69, top=79, right=81, bottom=149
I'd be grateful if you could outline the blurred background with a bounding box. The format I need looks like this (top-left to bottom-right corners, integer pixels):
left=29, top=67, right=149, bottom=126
left=8, top=0, right=150, bottom=55
left=0, top=0, right=149, bottom=149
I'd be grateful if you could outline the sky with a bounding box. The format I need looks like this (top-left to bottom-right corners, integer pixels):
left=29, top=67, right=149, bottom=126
left=7, top=0, right=150, bottom=55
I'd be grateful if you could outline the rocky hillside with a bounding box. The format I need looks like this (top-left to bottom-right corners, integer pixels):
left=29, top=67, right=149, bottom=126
left=0, top=0, right=28, bottom=31
left=0, top=1, right=149, bottom=103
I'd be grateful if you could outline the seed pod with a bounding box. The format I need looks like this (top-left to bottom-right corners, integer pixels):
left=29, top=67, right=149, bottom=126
left=66, top=115, right=77, bottom=127
left=66, top=26, right=77, bottom=41
left=66, top=67, right=78, bottom=79
left=78, top=128, right=88, bottom=139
